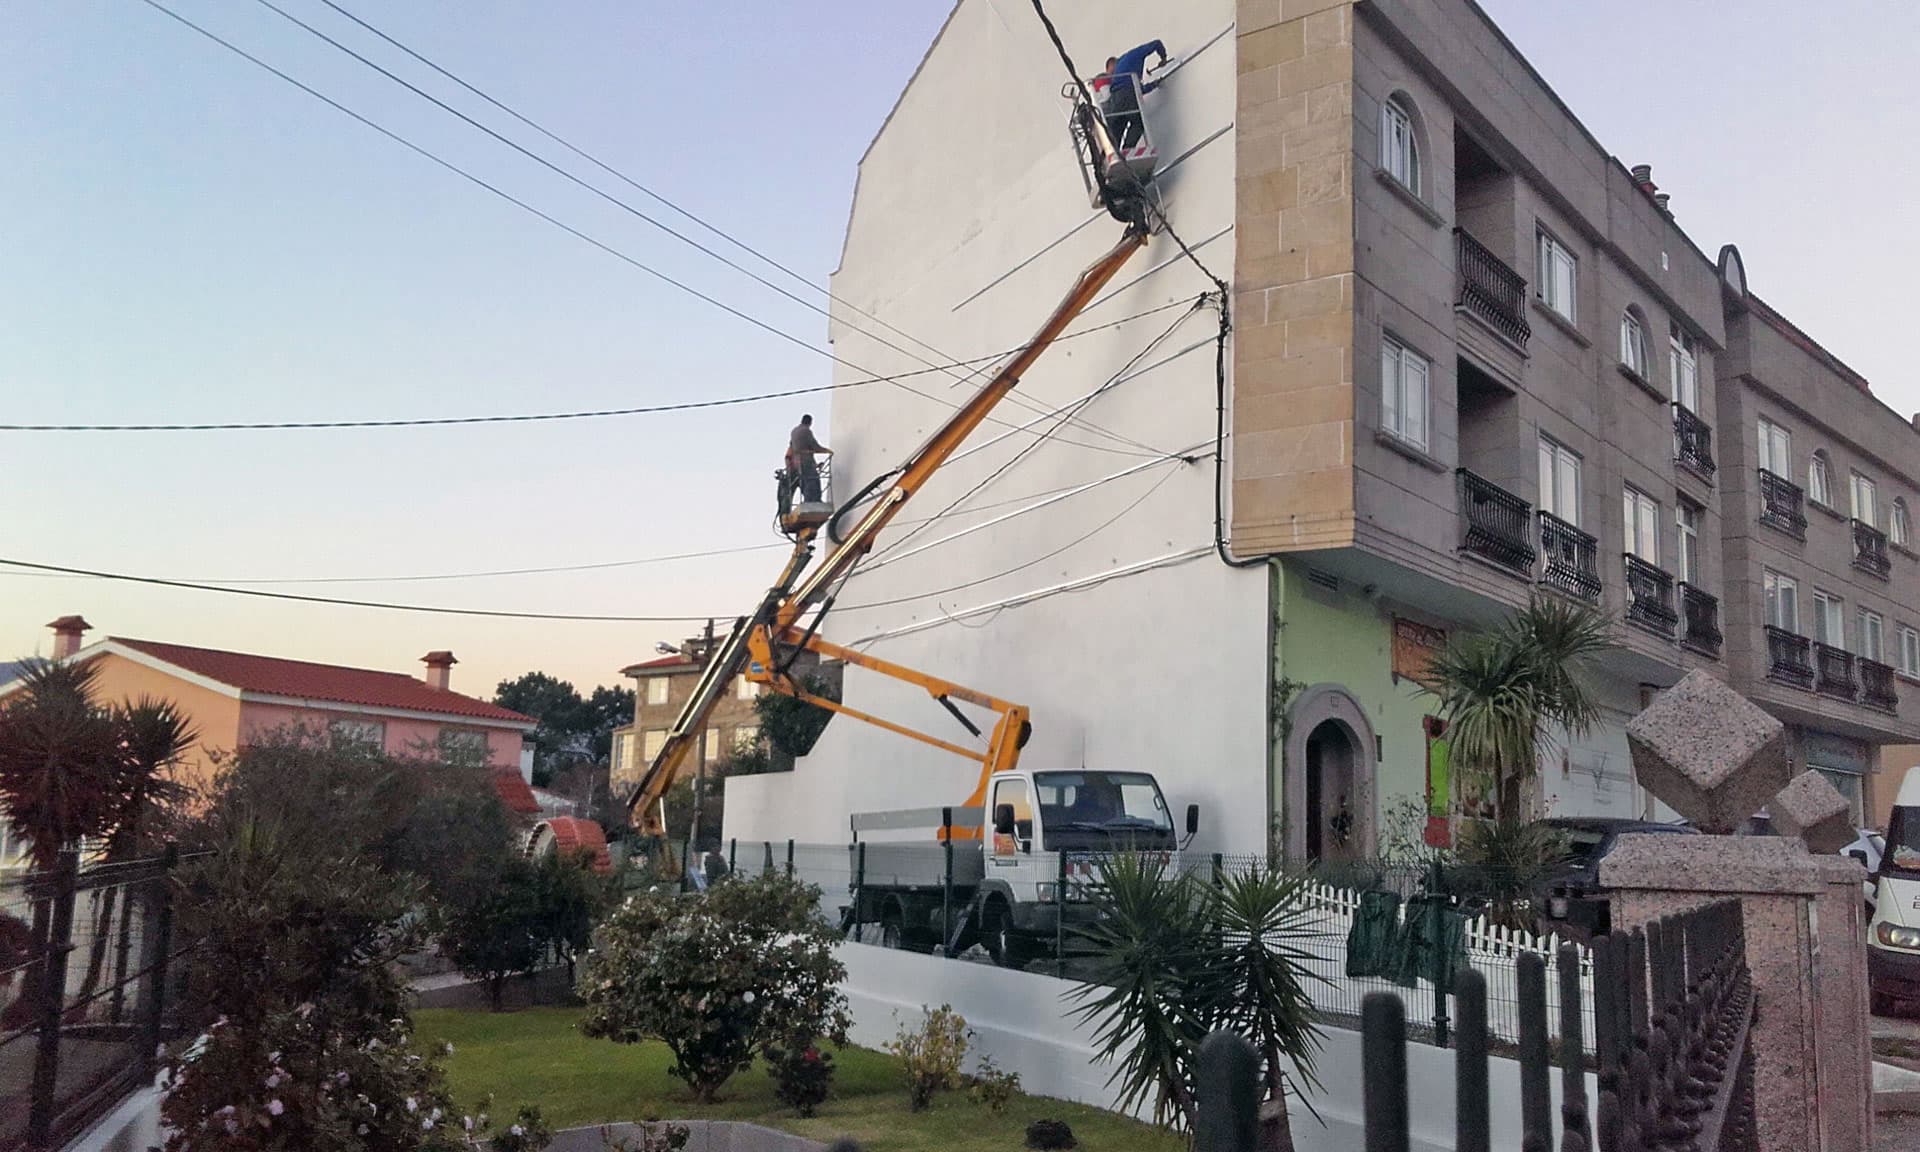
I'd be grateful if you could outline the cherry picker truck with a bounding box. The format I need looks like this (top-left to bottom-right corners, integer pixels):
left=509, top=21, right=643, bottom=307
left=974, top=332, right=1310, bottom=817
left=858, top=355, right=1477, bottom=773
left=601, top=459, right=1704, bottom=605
left=624, top=67, right=1196, bottom=966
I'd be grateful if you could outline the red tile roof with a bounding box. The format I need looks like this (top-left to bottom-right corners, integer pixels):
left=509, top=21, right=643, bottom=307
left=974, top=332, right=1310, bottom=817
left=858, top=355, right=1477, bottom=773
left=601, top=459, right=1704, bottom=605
left=534, top=816, right=612, bottom=874
left=107, top=637, right=533, bottom=725
left=491, top=769, right=541, bottom=815
left=621, top=653, right=701, bottom=675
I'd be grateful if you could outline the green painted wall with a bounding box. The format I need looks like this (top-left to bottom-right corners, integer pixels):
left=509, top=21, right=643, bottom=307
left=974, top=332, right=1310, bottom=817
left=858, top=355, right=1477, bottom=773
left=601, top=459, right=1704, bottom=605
left=1271, top=560, right=1437, bottom=850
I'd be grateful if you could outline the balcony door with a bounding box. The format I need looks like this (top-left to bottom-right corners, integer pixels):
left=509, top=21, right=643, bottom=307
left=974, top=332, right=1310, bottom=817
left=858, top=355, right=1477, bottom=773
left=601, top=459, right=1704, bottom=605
left=1763, top=570, right=1799, bottom=633
left=1757, top=418, right=1792, bottom=477
left=1538, top=437, right=1581, bottom=524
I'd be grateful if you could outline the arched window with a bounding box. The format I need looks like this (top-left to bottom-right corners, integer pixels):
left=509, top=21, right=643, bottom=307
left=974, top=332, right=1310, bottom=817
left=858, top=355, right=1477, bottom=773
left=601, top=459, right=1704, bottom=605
left=1379, top=94, right=1421, bottom=195
left=1893, top=498, right=1911, bottom=548
left=1808, top=450, right=1833, bottom=507
left=1619, top=308, right=1649, bottom=378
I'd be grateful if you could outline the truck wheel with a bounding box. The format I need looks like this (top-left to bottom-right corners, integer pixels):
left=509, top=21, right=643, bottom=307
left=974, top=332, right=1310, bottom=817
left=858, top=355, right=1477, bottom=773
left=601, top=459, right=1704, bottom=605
left=983, top=899, right=1024, bottom=969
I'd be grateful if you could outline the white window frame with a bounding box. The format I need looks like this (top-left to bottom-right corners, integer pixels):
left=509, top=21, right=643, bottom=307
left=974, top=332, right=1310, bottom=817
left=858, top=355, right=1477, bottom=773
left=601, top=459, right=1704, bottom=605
left=1812, top=589, right=1845, bottom=649
left=735, top=676, right=759, bottom=701
left=1380, top=334, right=1430, bottom=450
left=1536, top=229, right=1577, bottom=323
left=1379, top=96, right=1420, bottom=195
left=1757, top=418, right=1792, bottom=478
left=1859, top=609, right=1886, bottom=663
left=1763, top=569, right=1799, bottom=633
left=1851, top=472, right=1878, bottom=528
left=645, top=676, right=670, bottom=706
left=1807, top=451, right=1833, bottom=507
left=1619, top=309, right=1649, bottom=378
left=328, top=717, right=385, bottom=752
left=1898, top=625, right=1920, bottom=677
left=1676, top=500, right=1702, bottom=584
left=1623, top=486, right=1660, bottom=564
left=1669, top=327, right=1698, bottom=411
left=1538, top=436, right=1582, bottom=525
left=1893, top=499, right=1912, bottom=548
left=733, top=725, right=760, bottom=752
left=642, top=728, right=668, bottom=761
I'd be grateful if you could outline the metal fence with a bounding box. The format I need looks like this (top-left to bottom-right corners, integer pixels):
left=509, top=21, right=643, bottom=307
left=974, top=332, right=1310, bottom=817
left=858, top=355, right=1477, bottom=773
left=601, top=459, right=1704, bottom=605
left=0, top=848, right=191, bottom=1151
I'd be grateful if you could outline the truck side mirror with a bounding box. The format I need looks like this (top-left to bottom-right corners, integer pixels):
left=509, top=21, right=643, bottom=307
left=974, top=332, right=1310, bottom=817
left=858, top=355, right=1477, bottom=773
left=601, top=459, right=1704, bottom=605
left=1185, top=804, right=1200, bottom=837
left=994, top=804, right=1017, bottom=836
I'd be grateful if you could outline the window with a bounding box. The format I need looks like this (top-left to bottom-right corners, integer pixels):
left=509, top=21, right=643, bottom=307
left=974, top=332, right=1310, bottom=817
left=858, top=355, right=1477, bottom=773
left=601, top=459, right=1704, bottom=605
left=1669, top=326, right=1698, bottom=411
left=1899, top=625, right=1920, bottom=677
left=1851, top=472, right=1878, bottom=527
left=1380, top=335, right=1430, bottom=449
left=328, top=718, right=385, bottom=752
left=702, top=727, right=722, bottom=763
left=1380, top=96, right=1420, bottom=194
left=991, top=777, right=1033, bottom=855
left=1619, top=309, right=1649, bottom=378
left=1536, top=230, right=1577, bottom=322
left=733, top=725, right=760, bottom=752
left=438, top=728, right=488, bottom=762
left=1538, top=436, right=1582, bottom=524
left=1763, top=570, right=1799, bottom=632
left=1894, top=499, right=1912, bottom=548
left=1807, top=451, right=1833, bottom=506
left=1676, top=500, right=1702, bottom=584
left=1757, top=418, right=1792, bottom=477
left=1623, top=487, right=1660, bottom=562
left=1859, top=609, right=1886, bottom=663
left=1814, top=768, right=1866, bottom=828
left=735, top=676, right=759, bottom=701
left=645, top=676, right=670, bottom=706
left=642, top=728, right=668, bottom=761
left=1813, top=590, right=1845, bottom=649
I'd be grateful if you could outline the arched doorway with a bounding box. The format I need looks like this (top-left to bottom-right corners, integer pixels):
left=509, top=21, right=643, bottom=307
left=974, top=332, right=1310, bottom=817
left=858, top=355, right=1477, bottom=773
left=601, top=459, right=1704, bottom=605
left=1283, top=684, right=1378, bottom=862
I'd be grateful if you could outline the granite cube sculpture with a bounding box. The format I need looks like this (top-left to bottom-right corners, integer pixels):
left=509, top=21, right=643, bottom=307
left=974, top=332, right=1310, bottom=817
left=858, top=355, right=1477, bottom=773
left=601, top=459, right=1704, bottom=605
left=1625, top=669, right=1793, bottom=833
left=1770, top=770, right=1854, bottom=854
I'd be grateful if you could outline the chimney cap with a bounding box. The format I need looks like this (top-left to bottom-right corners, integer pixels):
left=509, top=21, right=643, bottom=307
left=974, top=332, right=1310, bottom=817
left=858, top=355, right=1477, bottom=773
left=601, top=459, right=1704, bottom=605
left=420, top=650, right=458, bottom=667
left=47, top=615, right=92, bottom=632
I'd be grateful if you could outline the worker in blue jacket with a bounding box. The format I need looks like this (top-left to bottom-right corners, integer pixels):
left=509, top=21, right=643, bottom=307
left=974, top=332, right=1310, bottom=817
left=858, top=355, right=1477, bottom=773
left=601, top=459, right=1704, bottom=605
left=1101, top=40, right=1168, bottom=151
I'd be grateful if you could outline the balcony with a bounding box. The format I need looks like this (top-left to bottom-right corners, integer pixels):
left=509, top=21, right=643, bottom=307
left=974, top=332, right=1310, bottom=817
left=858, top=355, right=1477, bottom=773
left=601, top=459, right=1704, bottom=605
left=1623, top=554, right=1678, bottom=638
left=1862, top=658, right=1900, bottom=713
left=1454, top=228, right=1531, bottom=350
left=1678, top=583, right=1722, bottom=657
left=1852, top=519, right=1892, bottom=579
left=1765, top=626, right=1814, bottom=689
left=1757, top=469, right=1808, bottom=539
left=1813, top=643, right=1858, bottom=701
left=1538, top=513, right=1601, bottom=602
left=1673, top=405, right=1716, bottom=481
left=1457, top=469, right=1536, bottom=576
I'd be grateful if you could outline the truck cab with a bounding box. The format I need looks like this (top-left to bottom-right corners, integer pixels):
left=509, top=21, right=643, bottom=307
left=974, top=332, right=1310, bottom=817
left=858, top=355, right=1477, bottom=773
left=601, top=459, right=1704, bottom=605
left=1869, top=764, right=1920, bottom=1013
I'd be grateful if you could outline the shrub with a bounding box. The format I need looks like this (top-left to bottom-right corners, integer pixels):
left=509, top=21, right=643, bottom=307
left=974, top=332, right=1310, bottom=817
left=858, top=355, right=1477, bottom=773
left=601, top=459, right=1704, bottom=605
left=1024, top=1119, right=1077, bottom=1150
left=967, top=1054, right=1021, bottom=1113
left=601, top=1123, right=691, bottom=1152
left=440, top=854, right=545, bottom=1011
left=884, top=1004, right=970, bottom=1112
left=579, top=872, right=849, bottom=1102
left=764, top=1034, right=835, bottom=1117
left=486, top=1104, right=554, bottom=1152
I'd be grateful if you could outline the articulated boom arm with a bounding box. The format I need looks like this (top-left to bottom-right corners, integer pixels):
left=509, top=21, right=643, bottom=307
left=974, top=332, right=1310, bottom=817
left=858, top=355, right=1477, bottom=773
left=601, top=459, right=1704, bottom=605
left=626, top=227, right=1147, bottom=845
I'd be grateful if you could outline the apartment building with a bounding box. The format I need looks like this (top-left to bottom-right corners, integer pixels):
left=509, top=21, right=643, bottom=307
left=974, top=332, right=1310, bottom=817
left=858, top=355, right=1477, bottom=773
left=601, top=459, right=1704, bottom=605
left=723, top=0, right=1919, bottom=857
left=612, top=637, right=763, bottom=794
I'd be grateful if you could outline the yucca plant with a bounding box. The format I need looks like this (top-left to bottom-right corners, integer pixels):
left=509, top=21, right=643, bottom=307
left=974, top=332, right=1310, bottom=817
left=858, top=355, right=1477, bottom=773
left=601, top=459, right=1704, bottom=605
left=1208, top=865, right=1326, bottom=1150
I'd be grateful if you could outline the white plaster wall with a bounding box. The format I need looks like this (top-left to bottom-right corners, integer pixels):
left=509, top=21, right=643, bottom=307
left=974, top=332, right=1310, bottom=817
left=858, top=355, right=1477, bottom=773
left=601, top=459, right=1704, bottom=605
left=725, top=1, right=1269, bottom=854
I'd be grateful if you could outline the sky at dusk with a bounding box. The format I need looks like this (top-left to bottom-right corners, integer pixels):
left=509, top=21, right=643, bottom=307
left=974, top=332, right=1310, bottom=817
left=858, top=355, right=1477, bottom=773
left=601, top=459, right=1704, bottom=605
left=4, top=1, right=1916, bottom=699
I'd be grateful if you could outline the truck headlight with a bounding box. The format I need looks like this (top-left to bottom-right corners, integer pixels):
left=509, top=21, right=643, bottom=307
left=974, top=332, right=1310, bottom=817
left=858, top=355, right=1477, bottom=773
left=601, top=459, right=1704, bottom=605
left=1877, top=922, right=1920, bottom=950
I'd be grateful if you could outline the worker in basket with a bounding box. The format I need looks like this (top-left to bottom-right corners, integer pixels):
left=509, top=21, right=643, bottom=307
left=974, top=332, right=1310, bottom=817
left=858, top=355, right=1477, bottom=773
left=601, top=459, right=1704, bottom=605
left=1101, top=39, right=1168, bottom=152
left=786, top=413, right=833, bottom=504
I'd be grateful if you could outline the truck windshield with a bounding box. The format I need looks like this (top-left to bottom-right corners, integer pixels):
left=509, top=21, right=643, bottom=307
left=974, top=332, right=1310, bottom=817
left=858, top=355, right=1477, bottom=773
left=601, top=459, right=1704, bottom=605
left=1034, top=771, right=1173, bottom=850
left=1888, top=807, right=1920, bottom=879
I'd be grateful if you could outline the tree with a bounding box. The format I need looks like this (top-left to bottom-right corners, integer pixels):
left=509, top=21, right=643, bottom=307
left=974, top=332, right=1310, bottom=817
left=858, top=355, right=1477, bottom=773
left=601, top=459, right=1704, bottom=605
left=494, top=674, right=635, bottom=783
left=584, top=684, right=636, bottom=765
left=1418, top=598, right=1614, bottom=820
left=0, top=659, right=127, bottom=869
left=442, top=854, right=545, bottom=1011
left=755, top=675, right=836, bottom=761
left=531, top=849, right=610, bottom=985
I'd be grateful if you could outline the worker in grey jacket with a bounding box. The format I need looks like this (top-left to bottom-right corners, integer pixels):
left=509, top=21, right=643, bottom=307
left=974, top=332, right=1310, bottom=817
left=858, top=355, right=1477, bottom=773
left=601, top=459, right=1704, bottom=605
left=787, top=414, right=833, bottom=503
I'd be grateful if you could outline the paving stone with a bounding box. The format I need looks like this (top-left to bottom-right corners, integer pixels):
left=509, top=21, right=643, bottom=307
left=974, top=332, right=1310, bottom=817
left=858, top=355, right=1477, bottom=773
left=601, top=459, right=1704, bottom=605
left=1772, top=770, right=1854, bottom=854
left=1625, top=669, right=1792, bottom=833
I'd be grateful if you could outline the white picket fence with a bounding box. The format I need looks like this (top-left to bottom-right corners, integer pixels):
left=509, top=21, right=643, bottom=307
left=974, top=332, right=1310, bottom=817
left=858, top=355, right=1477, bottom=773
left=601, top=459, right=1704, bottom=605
left=1296, top=879, right=1596, bottom=1048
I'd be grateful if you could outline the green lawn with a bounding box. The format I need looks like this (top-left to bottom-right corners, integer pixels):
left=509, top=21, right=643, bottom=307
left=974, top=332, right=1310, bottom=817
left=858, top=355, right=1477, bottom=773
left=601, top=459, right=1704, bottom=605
left=415, top=1007, right=1181, bottom=1152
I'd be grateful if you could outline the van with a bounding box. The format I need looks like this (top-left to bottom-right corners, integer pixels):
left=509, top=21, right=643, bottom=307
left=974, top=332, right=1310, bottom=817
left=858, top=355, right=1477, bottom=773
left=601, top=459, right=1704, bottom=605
left=1868, top=764, right=1920, bottom=1013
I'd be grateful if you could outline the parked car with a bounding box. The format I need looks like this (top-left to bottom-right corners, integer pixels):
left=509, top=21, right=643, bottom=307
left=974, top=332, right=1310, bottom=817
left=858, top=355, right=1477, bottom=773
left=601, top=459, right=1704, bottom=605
left=1531, top=817, right=1698, bottom=938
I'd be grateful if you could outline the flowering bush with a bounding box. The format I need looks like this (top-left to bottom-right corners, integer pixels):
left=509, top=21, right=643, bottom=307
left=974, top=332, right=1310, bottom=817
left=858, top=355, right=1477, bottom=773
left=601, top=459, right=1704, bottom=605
left=884, top=1004, right=970, bottom=1112
left=578, top=872, right=849, bottom=1102
left=763, top=1034, right=835, bottom=1117
left=967, top=1053, right=1022, bottom=1114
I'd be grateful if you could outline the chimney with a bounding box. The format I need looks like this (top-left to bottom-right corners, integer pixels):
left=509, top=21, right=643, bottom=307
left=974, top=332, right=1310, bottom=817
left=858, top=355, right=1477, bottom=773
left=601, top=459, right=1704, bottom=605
left=1654, top=191, right=1672, bottom=217
left=47, top=615, right=91, bottom=660
left=421, top=650, right=457, bottom=691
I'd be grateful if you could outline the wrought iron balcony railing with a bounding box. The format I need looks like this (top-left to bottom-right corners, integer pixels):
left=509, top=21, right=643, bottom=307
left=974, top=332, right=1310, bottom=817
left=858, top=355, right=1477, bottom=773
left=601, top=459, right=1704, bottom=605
left=1813, top=642, right=1857, bottom=701
left=1538, top=512, right=1601, bottom=602
left=1454, top=228, right=1531, bottom=349
left=1623, top=554, right=1678, bottom=638
left=1678, top=583, right=1722, bottom=657
left=1765, top=626, right=1814, bottom=689
left=1852, top=518, right=1892, bottom=579
left=1862, top=658, right=1900, bottom=713
left=1457, top=469, right=1535, bottom=576
left=1673, top=404, right=1716, bottom=480
left=1757, top=469, right=1807, bottom=539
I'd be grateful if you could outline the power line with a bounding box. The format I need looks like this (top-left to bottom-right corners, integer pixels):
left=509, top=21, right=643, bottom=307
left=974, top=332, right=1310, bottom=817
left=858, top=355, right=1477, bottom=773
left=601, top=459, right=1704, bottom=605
left=0, top=557, right=719, bottom=623
left=131, top=0, right=1162, bottom=458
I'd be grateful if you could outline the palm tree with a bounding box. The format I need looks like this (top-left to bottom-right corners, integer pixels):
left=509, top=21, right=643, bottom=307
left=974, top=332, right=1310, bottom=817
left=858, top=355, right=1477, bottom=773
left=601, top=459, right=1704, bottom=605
left=1420, top=598, right=1614, bottom=821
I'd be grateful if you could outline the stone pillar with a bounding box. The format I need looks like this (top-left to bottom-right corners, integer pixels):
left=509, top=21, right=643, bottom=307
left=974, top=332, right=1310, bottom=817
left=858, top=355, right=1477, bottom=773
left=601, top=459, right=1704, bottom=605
left=1601, top=835, right=1870, bottom=1151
